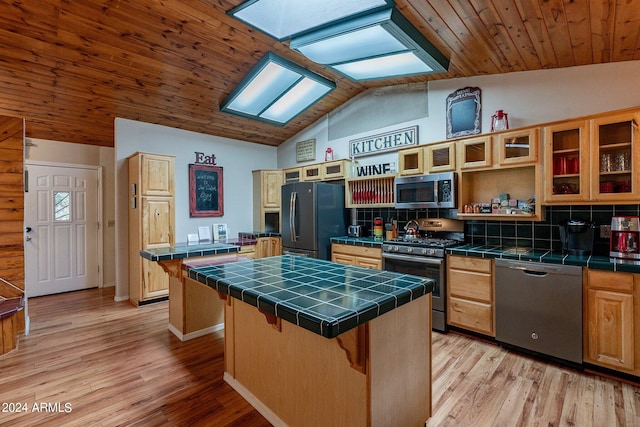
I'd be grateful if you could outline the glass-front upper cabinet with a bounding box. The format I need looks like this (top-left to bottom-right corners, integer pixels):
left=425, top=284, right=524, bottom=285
left=590, top=111, right=640, bottom=201
left=459, top=136, right=492, bottom=169
left=497, top=128, right=538, bottom=165
left=425, top=141, right=456, bottom=173
left=543, top=120, right=589, bottom=203
left=398, top=147, right=424, bottom=176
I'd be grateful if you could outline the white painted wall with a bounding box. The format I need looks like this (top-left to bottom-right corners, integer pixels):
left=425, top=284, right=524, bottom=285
left=114, top=119, right=278, bottom=301
left=277, top=60, right=640, bottom=170
left=25, top=138, right=116, bottom=287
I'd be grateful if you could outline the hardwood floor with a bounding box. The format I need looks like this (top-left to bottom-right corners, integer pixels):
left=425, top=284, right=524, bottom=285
left=1, top=288, right=639, bottom=426
left=0, top=288, right=270, bottom=427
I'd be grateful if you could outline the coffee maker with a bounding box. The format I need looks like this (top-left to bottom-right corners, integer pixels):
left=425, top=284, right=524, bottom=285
left=559, top=219, right=597, bottom=256
left=610, top=216, right=640, bottom=260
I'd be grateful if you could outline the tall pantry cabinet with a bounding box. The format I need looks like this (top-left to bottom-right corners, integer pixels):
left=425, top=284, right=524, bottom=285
left=128, top=152, right=175, bottom=306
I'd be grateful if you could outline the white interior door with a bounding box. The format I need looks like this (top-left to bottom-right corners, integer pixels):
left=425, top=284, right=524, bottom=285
left=25, top=164, right=99, bottom=297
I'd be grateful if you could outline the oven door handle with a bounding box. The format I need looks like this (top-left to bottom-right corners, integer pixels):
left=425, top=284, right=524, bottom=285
left=382, top=252, right=444, bottom=266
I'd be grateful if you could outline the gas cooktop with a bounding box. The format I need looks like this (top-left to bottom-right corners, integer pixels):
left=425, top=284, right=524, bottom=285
left=384, top=236, right=464, bottom=248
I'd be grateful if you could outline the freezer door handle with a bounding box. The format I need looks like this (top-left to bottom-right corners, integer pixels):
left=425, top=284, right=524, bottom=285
left=289, top=191, right=297, bottom=242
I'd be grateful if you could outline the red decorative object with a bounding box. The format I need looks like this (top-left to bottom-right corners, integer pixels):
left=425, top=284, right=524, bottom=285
left=325, top=147, right=334, bottom=161
left=491, top=110, right=509, bottom=131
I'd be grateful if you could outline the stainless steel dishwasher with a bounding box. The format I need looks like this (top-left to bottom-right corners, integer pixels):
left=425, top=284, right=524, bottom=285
left=495, top=259, right=583, bottom=365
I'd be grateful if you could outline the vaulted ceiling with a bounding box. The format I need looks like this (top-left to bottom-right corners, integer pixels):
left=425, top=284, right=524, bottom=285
left=0, top=1, right=638, bottom=147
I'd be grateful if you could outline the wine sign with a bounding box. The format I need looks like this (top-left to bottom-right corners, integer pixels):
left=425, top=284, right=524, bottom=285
left=189, top=164, right=223, bottom=217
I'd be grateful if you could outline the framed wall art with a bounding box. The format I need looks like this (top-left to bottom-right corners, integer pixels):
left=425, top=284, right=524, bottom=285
left=189, top=164, right=223, bottom=217
left=446, top=87, right=481, bottom=139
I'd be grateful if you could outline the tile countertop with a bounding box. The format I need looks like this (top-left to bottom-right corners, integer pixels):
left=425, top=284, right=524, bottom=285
left=186, top=254, right=434, bottom=338
left=330, top=236, right=384, bottom=248
left=238, top=231, right=281, bottom=239
left=140, top=242, right=241, bottom=262
left=447, top=244, right=640, bottom=274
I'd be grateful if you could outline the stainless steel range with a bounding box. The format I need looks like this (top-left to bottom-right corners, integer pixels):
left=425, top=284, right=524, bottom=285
left=382, top=218, right=464, bottom=332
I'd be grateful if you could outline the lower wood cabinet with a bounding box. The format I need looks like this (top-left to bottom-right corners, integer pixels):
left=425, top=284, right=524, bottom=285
left=584, top=269, right=640, bottom=375
left=331, top=243, right=382, bottom=270
left=446, top=255, right=495, bottom=336
left=256, top=237, right=281, bottom=258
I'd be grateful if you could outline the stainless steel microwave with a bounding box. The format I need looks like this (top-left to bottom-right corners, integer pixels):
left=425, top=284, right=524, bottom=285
left=395, top=172, right=457, bottom=209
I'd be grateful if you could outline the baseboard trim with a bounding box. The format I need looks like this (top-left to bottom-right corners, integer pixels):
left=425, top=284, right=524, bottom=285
left=223, top=372, right=286, bottom=427
left=168, top=323, right=224, bottom=342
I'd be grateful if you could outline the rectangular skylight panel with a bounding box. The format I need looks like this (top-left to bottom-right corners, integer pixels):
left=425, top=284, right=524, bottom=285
left=334, top=52, right=433, bottom=80
left=230, top=0, right=391, bottom=40
left=225, top=62, right=300, bottom=115
left=294, top=25, right=406, bottom=65
left=260, top=78, right=332, bottom=123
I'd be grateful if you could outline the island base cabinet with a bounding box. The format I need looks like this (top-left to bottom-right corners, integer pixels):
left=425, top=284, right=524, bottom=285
left=224, top=296, right=432, bottom=427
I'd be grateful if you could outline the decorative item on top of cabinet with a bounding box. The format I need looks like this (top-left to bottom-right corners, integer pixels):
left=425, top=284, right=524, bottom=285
left=252, top=169, right=283, bottom=232
left=543, top=120, right=590, bottom=203
left=590, top=110, right=640, bottom=202
left=128, top=152, right=175, bottom=306
left=446, top=255, right=495, bottom=337
left=398, top=146, right=424, bottom=176
left=497, top=127, right=538, bottom=166
left=346, top=174, right=395, bottom=208
left=584, top=269, right=640, bottom=375
left=425, top=141, right=456, bottom=173
left=331, top=243, right=382, bottom=270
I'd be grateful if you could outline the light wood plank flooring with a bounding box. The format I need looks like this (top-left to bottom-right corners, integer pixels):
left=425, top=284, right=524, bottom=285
left=1, top=288, right=639, bottom=426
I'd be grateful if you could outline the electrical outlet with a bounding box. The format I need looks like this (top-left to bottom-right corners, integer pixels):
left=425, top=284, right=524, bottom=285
left=600, top=224, right=611, bottom=239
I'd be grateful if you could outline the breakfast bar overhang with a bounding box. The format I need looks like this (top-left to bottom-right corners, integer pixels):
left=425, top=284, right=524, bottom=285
left=187, top=255, right=434, bottom=427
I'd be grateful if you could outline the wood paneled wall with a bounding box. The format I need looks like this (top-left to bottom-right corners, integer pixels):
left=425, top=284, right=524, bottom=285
left=0, top=116, right=25, bottom=333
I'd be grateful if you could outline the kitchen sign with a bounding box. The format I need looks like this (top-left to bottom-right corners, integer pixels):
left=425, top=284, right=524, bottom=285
left=349, top=126, right=418, bottom=157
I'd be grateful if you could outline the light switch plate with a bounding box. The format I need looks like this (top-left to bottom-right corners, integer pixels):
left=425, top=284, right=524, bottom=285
left=600, top=224, right=611, bottom=239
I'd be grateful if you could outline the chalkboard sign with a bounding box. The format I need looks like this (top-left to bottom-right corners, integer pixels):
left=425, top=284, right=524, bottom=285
left=446, top=87, right=481, bottom=139
left=189, top=164, right=223, bottom=217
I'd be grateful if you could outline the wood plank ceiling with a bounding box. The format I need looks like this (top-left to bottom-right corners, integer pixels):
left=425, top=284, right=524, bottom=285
left=0, top=1, right=638, bottom=147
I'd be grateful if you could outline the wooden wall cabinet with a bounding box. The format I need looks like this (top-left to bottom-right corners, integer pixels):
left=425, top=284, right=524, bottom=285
left=252, top=169, right=283, bottom=232
left=497, top=128, right=538, bottom=166
left=346, top=175, right=395, bottom=208
left=425, top=141, right=456, bottom=173
left=446, top=255, right=495, bottom=336
left=300, top=159, right=351, bottom=182
left=459, top=136, right=492, bottom=170
left=543, top=120, right=590, bottom=203
left=283, top=167, right=301, bottom=183
left=584, top=269, right=640, bottom=375
left=590, top=111, right=640, bottom=202
left=331, top=243, right=382, bottom=270
left=398, top=147, right=424, bottom=175
left=128, top=152, right=175, bottom=305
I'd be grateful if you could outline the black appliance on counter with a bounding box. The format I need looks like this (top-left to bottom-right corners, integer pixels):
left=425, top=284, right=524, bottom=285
left=559, top=219, right=597, bottom=256
left=281, top=181, right=346, bottom=260
left=382, top=218, right=464, bottom=332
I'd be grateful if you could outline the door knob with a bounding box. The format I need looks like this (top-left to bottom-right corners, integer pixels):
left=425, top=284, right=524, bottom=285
left=25, top=236, right=31, bottom=241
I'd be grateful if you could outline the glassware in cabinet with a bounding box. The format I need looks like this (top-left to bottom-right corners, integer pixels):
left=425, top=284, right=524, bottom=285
left=543, top=120, right=589, bottom=202
left=591, top=111, right=640, bottom=200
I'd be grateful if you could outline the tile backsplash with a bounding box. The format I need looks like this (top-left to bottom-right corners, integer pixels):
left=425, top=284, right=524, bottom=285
left=352, top=205, right=640, bottom=256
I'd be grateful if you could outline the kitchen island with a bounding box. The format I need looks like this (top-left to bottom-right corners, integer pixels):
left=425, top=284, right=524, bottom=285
left=187, top=254, right=434, bottom=427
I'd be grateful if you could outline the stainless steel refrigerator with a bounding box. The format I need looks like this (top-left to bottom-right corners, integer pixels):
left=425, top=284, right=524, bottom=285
left=281, top=181, right=346, bottom=259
